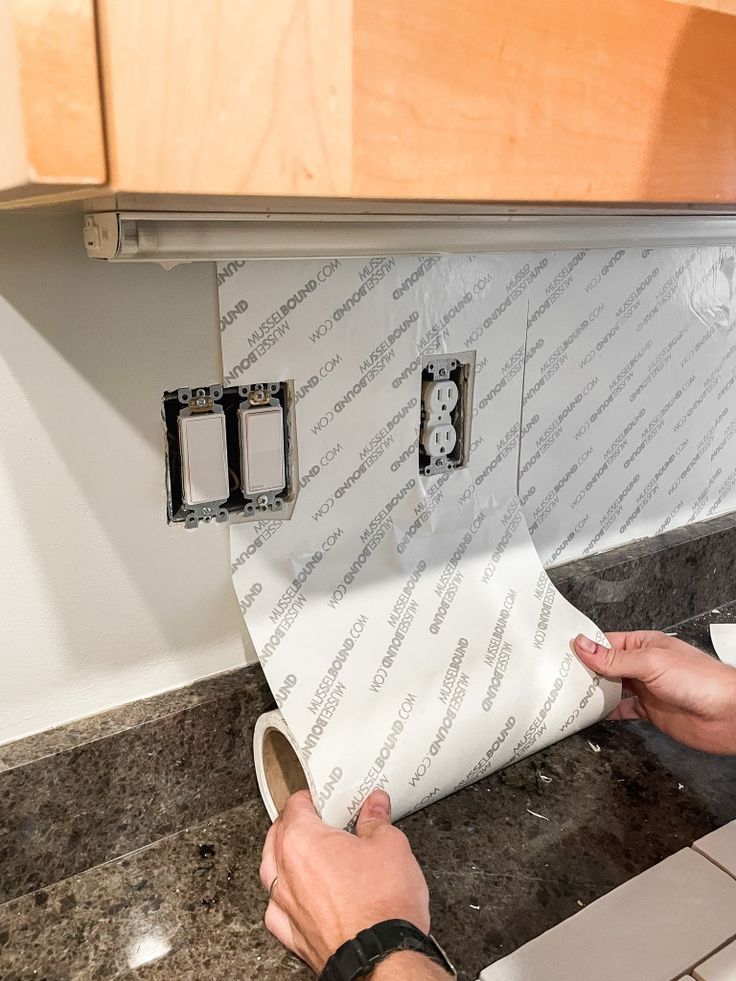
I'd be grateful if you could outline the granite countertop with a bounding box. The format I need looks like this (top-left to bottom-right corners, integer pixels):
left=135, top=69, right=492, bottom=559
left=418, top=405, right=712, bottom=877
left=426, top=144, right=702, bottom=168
left=2, top=604, right=736, bottom=980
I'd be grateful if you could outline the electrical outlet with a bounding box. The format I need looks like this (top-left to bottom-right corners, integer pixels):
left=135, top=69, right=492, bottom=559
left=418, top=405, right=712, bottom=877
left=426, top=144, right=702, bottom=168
left=422, top=379, right=459, bottom=419
left=421, top=420, right=457, bottom=457
left=419, top=352, right=475, bottom=476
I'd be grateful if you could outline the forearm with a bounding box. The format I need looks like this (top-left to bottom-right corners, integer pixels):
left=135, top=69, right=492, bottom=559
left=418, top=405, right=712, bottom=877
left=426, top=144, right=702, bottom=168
left=725, top=667, right=736, bottom=754
left=373, top=951, right=453, bottom=980
left=702, top=663, right=736, bottom=755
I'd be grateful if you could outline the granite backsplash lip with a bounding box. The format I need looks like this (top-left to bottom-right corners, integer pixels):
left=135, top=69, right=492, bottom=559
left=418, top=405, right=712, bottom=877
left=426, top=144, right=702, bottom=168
left=549, top=511, right=736, bottom=632
left=549, top=509, right=736, bottom=580
left=0, top=666, right=270, bottom=774
left=1, top=512, right=736, bottom=907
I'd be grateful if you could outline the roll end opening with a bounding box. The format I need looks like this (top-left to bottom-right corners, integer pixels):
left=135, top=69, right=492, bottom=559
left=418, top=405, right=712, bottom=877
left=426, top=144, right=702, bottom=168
left=261, top=726, right=309, bottom=815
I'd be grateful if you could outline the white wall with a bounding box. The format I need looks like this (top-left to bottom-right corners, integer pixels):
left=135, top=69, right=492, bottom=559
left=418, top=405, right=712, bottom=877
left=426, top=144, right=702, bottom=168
left=0, top=212, right=253, bottom=745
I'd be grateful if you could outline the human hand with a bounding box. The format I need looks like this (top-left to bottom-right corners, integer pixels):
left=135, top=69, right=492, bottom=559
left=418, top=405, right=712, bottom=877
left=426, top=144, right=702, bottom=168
left=259, top=788, right=434, bottom=975
left=574, top=630, right=736, bottom=754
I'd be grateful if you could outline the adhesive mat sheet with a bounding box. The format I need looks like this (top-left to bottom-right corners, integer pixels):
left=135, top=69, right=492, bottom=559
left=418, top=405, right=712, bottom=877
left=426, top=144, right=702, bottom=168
left=519, top=246, right=736, bottom=564
left=219, top=253, right=623, bottom=826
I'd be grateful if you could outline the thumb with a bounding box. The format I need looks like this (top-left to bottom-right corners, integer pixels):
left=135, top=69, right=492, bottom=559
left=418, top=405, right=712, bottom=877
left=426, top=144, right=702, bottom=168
left=574, top=633, right=659, bottom=683
left=355, top=789, right=392, bottom=838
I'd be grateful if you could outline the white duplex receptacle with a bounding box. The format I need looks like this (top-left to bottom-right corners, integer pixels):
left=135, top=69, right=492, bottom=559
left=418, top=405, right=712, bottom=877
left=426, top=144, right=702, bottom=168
left=418, top=352, right=476, bottom=476
left=421, top=379, right=459, bottom=458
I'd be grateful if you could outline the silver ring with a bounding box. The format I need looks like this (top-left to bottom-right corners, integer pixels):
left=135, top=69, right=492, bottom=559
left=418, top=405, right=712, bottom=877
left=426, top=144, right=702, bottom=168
left=268, top=875, right=279, bottom=900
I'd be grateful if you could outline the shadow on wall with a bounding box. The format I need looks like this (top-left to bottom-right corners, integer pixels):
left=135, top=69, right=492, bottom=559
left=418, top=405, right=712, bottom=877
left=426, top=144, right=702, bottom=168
left=640, top=6, right=736, bottom=201
left=0, top=215, right=219, bottom=445
left=0, top=212, right=250, bottom=740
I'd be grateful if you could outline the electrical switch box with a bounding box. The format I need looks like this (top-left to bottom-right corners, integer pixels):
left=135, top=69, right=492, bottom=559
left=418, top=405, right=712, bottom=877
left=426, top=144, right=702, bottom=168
left=419, top=352, right=475, bottom=476
left=162, top=381, right=297, bottom=528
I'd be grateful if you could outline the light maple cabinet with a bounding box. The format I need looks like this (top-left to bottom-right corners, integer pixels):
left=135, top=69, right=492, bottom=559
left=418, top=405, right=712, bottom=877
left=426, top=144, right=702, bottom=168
left=2, top=0, right=736, bottom=209
left=0, top=0, right=106, bottom=205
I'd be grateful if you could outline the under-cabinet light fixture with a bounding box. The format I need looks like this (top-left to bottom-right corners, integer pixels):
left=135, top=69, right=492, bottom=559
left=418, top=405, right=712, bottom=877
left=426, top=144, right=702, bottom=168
left=84, top=211, right=736, bottom=263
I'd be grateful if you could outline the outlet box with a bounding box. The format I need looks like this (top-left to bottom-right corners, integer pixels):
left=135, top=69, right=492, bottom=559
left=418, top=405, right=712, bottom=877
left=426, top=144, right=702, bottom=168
left=419, top=351, right=476, bottom=476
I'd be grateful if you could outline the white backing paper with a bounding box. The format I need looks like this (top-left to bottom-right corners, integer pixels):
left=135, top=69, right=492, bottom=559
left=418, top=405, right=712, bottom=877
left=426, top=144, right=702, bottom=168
left=219, top=254, right=621, bottom=826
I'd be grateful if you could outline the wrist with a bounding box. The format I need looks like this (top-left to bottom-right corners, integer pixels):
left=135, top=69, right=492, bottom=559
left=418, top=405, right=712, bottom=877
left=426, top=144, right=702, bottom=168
left=318, top=919, right=454, bottom=980
left=373, top=951, right=453, bottom=979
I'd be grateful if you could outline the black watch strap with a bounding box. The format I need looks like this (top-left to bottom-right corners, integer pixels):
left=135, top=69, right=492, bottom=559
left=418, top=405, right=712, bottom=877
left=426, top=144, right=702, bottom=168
left=319, top=919, right=456, bottom=980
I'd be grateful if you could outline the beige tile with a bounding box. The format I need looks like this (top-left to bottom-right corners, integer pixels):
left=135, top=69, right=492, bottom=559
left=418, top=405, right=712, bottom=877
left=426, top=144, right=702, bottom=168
left=479, top=849, right=736, bottom=981
left=694, top=821, right=736, bottom=880
left=693, top=939, right=736, bottom=981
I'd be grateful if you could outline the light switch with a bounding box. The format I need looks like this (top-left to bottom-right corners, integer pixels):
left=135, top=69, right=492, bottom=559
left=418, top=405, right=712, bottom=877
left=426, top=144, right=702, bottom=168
left=178, top=412, right=229, bottom=506
left=239, top=404, right=286, bottom=496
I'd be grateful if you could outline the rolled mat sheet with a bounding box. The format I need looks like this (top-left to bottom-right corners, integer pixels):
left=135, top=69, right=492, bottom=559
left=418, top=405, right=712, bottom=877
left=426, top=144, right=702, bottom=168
left=219, top=254, right=622, bottom=828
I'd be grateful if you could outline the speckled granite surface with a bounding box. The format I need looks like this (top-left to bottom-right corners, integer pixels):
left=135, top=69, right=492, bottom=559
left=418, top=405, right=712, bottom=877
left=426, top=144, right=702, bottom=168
left=1, top=711, right=735, bottom=981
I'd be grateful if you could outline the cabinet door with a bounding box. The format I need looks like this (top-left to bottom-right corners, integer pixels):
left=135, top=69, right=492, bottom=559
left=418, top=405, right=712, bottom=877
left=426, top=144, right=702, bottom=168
left=96, top=0, right=351, bottom=198
left=353, top=0, right=736, bottom=202
left=0, top=0, right=106, bottom=206
left=98, top=0, right=736, bottom=205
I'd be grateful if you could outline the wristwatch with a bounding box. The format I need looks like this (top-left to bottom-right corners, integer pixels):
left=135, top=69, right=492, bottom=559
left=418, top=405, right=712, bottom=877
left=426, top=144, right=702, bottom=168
left=318, top=919, right=457, bottom=980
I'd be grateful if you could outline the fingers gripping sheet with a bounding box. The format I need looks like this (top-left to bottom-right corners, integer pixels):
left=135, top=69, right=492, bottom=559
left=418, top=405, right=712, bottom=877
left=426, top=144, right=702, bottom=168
left=219, top=255, right=620, bottom=827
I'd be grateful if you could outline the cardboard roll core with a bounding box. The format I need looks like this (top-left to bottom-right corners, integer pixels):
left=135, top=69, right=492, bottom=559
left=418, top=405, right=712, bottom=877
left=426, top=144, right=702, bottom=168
left=261, top=725, right=309, bottom=815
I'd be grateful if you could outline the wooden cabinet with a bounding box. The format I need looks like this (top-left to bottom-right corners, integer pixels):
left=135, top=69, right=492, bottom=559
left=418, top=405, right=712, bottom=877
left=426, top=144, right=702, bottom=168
left=353, top=0, right=736, bottom=203
left=95, top=0, right=351, bottom=199
left=3, top=0, right=736, bottom=208
left=0, top=0, right=106, bottom=205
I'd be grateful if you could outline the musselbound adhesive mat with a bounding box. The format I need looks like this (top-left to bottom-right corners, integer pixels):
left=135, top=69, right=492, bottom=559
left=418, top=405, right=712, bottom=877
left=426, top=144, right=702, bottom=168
left=219, top=253, right=621, bottom=826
